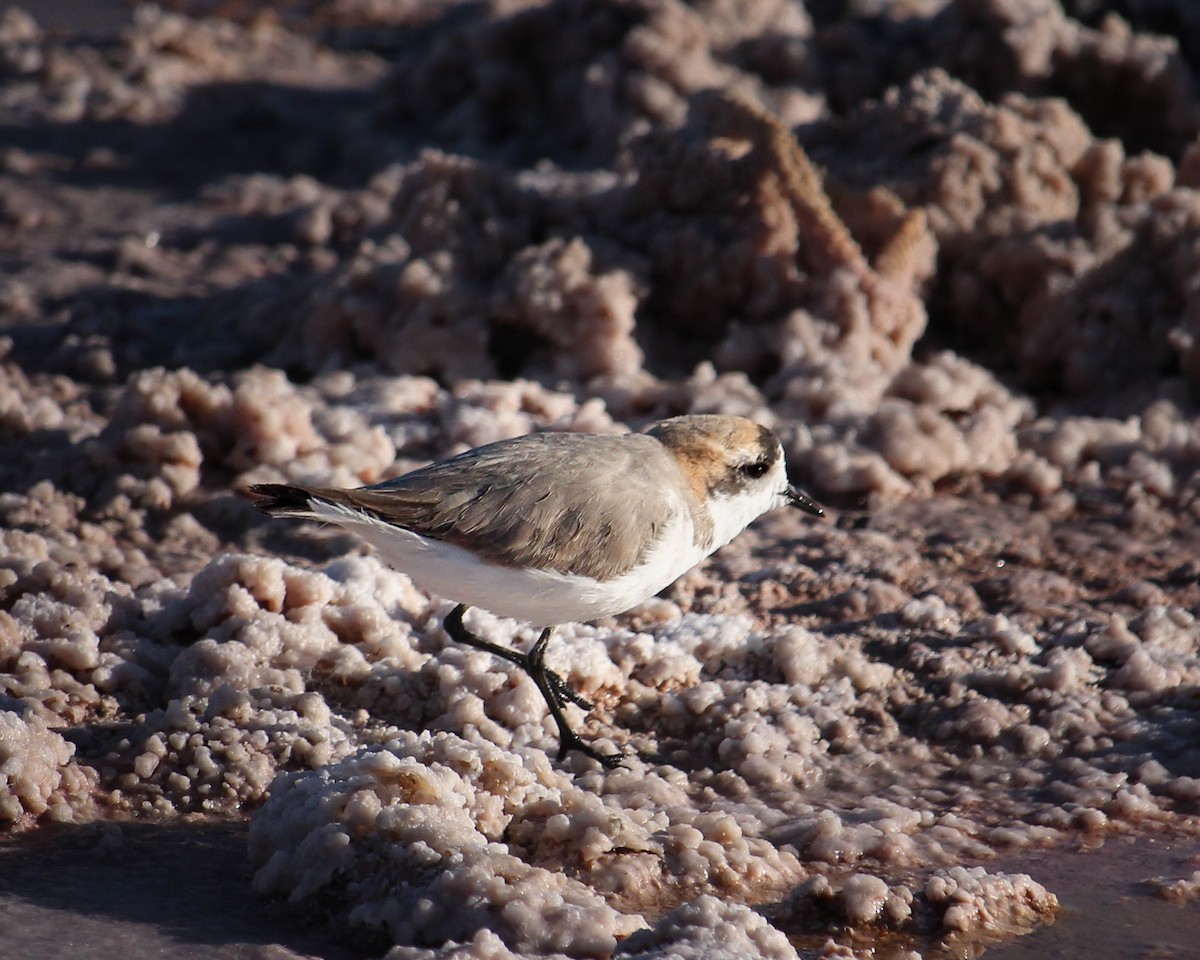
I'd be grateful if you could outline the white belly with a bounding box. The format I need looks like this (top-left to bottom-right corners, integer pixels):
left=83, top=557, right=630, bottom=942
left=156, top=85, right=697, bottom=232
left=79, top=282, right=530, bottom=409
left=314, top=503, right=705, bottom=627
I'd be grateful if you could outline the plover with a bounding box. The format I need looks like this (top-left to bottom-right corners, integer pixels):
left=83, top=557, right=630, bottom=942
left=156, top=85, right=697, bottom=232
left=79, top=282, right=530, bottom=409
left=249, top=414, right=822, bottom=768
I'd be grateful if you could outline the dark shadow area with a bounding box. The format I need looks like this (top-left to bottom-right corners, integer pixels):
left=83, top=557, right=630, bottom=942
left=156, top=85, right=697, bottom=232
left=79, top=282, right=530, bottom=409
left=1062, top=0, right=1200, bottom=76
left=0, top=819, right=378, bottom=960
left=0, top=274, right=298, bottom=382
left=0, top=81, right=385, bottom=194
left=24, top=0, right=133, bottom=40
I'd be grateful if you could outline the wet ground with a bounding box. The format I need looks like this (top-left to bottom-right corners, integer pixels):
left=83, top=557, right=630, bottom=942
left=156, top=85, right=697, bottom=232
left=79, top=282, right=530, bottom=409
left=987, top=836, right=1200, bottom=960
left=0, top=820, right=372, bottom=960
left=2, top=821, right=1198, bottom=960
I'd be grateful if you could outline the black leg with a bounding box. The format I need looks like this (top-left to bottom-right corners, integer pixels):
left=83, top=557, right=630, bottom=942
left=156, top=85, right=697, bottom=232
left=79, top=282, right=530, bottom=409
left=443, top=603, right=527, bottom=668
left=442, top=605, right=622, bottom=769
left=525, top=638, right=624, bottom=770
left=527, top=627, right=593, bottom=711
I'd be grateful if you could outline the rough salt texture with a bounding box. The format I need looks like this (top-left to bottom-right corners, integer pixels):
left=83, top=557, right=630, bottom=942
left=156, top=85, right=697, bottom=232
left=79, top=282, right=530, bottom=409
left=250, top=736, right=650, bottom=955
left=1148, top=869, right=1200, bottom=905
left=0, top=696, right=95, bottom=824
left=785, top=865, right=1057, bottom=940
left=4, top=1, right=1200, bottom=958
left=618, top=896, right=800, bottom=959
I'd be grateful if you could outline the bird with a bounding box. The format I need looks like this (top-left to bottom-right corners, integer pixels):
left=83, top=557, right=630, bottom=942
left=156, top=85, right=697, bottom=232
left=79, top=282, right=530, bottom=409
left=248, top=414, right=823, bottom=768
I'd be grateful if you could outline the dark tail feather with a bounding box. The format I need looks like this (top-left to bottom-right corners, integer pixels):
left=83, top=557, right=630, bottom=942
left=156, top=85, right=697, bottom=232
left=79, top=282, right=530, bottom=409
left=246, top=482, right=318, bottom=518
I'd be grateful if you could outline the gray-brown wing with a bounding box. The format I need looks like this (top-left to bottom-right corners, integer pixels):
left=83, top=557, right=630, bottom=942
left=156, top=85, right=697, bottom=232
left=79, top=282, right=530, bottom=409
left=312, top=432, right=678, bottom=582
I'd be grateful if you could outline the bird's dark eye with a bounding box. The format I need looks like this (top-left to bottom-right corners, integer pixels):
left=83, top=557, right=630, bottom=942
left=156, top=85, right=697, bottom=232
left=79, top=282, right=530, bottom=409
left=740, top=460, right=769, bottom=479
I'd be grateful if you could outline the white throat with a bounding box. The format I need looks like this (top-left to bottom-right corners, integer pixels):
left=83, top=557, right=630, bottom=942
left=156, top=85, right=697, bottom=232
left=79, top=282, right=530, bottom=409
left=700, top=461, right=788, bottom=554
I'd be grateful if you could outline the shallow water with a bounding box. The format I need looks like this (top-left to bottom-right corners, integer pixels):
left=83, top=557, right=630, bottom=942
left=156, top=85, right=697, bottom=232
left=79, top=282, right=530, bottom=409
left=2, top=822, right=1198, bottom=959
left=0, top=820, right=374, bottom=960
left=986, top=835, right=1200, bottom=960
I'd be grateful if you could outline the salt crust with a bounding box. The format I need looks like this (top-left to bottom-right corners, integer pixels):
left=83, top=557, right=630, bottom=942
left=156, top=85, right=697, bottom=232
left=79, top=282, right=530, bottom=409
left=1148, top=869, right=1200, bottom=905
left=9, top=504, right=1169, bottom=941
left=6, top=5, right=1200, bottom=500
left=617, top=896, right=798, bottom=959
left=786, top=865, right=1057, bottom=939
left=0, top=695, right=94, bottom=823
left=250, top=735, right=645, bottom=955
left=3, top=358, right=1199, bottom=944
left=3, top=347, right=1198, bottom=951
left=3, top=1, right=1200, bottom=956
left=9, top=334, right=1194, bottom=544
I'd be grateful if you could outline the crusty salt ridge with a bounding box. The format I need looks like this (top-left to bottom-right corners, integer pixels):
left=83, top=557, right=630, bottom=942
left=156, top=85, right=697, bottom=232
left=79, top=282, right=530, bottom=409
left=0, top=696, right=95, bottom=823
left=4, top=1, right=1200, bottom=957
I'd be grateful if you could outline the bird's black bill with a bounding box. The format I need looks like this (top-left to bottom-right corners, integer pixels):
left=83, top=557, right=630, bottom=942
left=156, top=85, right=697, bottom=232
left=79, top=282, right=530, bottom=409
left=786, top=485, right=824, bottom=516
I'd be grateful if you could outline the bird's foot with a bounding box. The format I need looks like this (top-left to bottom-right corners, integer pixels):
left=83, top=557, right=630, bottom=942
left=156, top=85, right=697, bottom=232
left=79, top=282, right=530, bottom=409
left=557, top=730, right=624, bottom=770
left=447, top=606, right=622, bottom=770
left=539, top=666, right=593, bottom=711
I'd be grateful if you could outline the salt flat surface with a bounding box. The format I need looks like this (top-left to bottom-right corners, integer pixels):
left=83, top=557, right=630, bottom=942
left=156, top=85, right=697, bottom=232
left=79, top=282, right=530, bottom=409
left=3, top=1, right=1200, bottom=957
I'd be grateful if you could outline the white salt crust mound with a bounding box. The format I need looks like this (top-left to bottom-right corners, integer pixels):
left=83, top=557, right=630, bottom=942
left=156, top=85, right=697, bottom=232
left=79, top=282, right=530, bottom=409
left=0, top=696, right=94, bottom=823
left=786, top=866, right=1058, bottom=939
left=251, top=739, right=805, bottom=959
left=250, top=736, right=646, bottom=956
left=617, top=896, right=799, bottom=959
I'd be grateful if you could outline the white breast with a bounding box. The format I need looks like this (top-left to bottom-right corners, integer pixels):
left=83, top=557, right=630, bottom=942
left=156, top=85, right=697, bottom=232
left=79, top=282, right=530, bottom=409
left=311, top=498, right=708, bottom=627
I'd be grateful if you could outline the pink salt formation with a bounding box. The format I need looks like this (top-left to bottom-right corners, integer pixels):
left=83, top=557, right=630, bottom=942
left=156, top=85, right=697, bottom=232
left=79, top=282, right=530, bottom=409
left=2, top=0, right=1200, bottom=957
